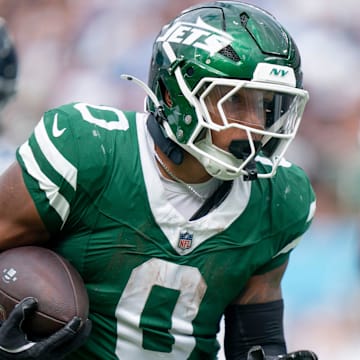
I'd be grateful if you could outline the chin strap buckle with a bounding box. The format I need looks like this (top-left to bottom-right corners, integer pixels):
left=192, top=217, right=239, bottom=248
left=243, top=159, right=258, bottom=181
left=228, top=140, right=260, bottom=181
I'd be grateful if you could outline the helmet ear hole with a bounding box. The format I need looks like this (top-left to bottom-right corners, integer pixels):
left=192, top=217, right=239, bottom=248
left=164, top=89, right=173, bottom=107
left=158, top=78, right=173, bottom=107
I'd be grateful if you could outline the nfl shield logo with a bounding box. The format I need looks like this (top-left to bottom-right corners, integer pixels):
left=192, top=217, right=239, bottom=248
left=178, top=231, right=193, bottom=250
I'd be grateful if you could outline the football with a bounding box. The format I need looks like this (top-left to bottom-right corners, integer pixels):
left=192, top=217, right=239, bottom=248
left=0, top=246, right=89, bottom=339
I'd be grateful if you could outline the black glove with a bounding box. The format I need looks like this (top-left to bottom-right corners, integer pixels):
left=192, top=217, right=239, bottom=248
left=247, top=346, right=318, bottom=360
left=0, top=297, right=92, bottom=359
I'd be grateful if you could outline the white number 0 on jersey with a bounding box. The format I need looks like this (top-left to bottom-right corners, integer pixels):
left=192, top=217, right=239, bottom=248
left=115, top=258, right=207, bottom=359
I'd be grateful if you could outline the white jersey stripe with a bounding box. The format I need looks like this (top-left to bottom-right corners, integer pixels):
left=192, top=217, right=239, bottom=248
left=18, top=141, right=70, bottom=225
left=34, top=115, right=77, bottom=190
left=306, top=200, right=316, bottom=222
left=272, top=236, right=302, bottom=258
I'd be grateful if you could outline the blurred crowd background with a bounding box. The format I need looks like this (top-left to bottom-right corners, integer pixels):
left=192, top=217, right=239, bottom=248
left=0, top=0, right=359, bottom=358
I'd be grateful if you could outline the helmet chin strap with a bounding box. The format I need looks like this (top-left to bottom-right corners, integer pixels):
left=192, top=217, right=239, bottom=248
left=228, top=140, right=261, bottom=181
left=147, top=114, right=184, bottom=165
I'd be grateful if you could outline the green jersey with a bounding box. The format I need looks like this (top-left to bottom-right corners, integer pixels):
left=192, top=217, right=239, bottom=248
left=16, top=102, right=316, bottom=359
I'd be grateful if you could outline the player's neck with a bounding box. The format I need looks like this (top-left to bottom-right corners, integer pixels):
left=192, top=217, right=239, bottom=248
left=154, top=146, right=211, bottom=184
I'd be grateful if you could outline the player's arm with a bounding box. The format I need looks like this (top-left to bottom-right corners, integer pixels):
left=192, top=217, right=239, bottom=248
left=224, top=261, right=287, bottom=359
left=0, top=163, right=92, bottom=358
left=224, top=261, right=317, bottom=360
left=235, top=258, right=287, bottom=304
left=0, top=161, right=49, bottom=250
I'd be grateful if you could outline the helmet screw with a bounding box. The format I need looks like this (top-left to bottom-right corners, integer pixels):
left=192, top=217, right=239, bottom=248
left=184, top=115, right=192, bottom=125
left=176, top=129, right=184, bottom=139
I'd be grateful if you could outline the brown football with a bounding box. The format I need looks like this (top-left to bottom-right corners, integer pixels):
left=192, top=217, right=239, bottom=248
left=0, top=246, right=89, bottom=339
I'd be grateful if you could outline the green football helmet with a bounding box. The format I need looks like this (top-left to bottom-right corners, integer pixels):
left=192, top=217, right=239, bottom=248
left=143, top=1, right=309, bottom=180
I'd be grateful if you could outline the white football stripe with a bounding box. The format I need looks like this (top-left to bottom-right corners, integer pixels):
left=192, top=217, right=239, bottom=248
left=34, top=116, right=77, bottom=190
left=19, top=141, right=70, bottom=225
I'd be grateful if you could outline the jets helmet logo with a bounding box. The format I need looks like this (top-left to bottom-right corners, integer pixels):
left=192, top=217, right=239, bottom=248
left=157, top=17, right=233, bottom=56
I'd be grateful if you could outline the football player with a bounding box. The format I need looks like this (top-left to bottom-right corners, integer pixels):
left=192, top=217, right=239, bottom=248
left=0, top=2, right=318, bottom=359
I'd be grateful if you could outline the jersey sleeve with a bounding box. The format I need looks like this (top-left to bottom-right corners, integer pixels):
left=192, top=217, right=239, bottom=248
left=16, top=102, right=125, bottom=234
left=254, top=163, right=317, bottom=274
